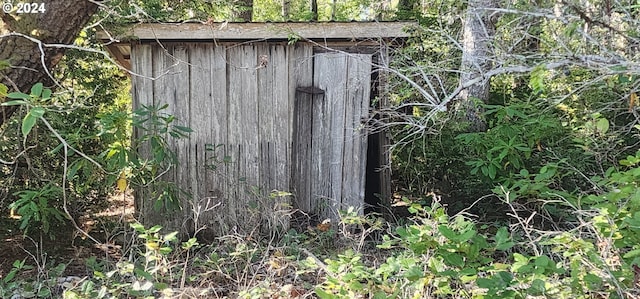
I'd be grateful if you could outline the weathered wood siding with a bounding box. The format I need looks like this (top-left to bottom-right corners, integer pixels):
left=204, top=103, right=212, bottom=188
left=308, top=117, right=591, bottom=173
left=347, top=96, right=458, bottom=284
left=131, top=42, right=311, bottom=236
left=132, top=41, right=376, bottom=236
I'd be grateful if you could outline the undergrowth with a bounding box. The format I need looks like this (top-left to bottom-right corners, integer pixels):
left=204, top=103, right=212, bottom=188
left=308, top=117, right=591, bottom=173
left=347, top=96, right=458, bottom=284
left=3, top=150, right=640, bottom=298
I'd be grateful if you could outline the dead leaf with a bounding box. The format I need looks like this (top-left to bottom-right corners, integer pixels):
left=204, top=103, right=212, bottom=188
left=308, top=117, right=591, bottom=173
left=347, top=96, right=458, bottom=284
left=317, top=219, right=331, bottom=232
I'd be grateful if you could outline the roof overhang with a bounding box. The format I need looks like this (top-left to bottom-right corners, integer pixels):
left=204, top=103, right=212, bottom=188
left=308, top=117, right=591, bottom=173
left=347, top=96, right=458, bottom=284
left=98, top=22, right=416, bottom=71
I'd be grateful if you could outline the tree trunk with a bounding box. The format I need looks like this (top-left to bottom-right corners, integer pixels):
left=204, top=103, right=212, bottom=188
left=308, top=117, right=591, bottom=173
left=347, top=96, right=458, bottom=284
left=331, top=0, right=336, bottom=20
left=236, top=0, right=254, bottom=22
left=457, top=0, right=499, bottom=132
left=0, top=0, right=98, bottom=127
left=311, top=0, right=318, bottom=21
left=396, top=0, right=417, bottom=20
left=282, top=0, right=290, bottom=20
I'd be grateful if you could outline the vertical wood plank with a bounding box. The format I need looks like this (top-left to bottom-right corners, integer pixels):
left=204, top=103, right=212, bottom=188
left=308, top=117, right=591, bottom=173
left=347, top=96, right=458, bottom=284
left=290, top=44, right=314, bottom=212
left=270, top=44, right=291, bottom=232
left=131, top=43, right=153, bottom=218
left=256, top=43, right=274, bottom=192
left=226, top=45, right=242, bottom=230
left=272, top=44, right=289, bottom=192
left=343, top=54, right=372, bottom=214
left=151, top=43, right=180, bottom=231
left=168, top=44, right=192, bottom=233
left=314, top=53, right=348, bottom=221
left=188, top=43, right=213, bottom=233
left=244, top=45, right=261, bottom=230
left=341, top=57, right=355, bottom=214
left=209, top=44, right=229, bottom=234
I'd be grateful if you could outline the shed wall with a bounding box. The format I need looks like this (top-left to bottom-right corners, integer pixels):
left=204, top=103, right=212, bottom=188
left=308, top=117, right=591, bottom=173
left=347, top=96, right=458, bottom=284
left=131, top=41, right=385, bottom=237
left=132, top=42, right=307, bottom=236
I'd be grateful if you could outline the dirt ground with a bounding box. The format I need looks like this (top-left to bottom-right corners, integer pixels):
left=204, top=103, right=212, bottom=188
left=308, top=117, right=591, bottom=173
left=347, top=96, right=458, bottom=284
left=0, top=192, right=135, bottom=279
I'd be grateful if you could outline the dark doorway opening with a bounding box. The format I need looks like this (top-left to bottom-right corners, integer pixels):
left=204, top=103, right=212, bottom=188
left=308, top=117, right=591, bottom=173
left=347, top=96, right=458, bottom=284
left=364, top=61, right=384, bottom=216
left=365, top=131, right=383, bottom=215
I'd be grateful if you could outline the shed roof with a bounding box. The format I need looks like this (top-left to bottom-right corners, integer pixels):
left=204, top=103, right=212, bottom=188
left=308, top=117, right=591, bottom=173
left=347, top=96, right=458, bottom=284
left=99, top=22, right=414, bottom=70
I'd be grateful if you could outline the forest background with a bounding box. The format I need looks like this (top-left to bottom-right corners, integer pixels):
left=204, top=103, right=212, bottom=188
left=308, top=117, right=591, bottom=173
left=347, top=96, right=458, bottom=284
left=1, top=0, right=640, bottom=298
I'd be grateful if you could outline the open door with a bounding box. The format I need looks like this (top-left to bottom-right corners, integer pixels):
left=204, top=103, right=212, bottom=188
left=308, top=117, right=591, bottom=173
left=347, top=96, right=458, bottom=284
left=293, top=52, right=373, bottom=222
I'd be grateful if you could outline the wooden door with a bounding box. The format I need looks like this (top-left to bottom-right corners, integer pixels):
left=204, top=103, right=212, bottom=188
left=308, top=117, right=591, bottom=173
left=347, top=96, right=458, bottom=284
left=293, top=52, right=373, bottom=222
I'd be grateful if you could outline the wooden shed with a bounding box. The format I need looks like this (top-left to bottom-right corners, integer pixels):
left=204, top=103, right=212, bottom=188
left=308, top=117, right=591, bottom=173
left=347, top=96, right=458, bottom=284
left=101, top=22, right=410, bottom=237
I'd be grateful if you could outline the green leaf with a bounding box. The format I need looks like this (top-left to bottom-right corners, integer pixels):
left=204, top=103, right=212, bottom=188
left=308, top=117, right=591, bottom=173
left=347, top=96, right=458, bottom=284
left=4, top=268, right=17, bottom=283
left=496, top=241, right=515, bottom=251
left=495, top=227, right=509, bottom=243
left=1, top=100, right=27, bottom=106
left=476, top=277, right=495, bottom=289
left=148, top=225, right=163, bottom=233
left=623, top=248, right=640, bottom=259
left=488, top=165, right=497, bottom=179
left=163, top=231, right=178, bottom=242
left=596, top=118, right=609, bottom=134
left=30, top=83, right=43, bottom=97
left=373, top=291, right=388, bottom=299
left=495, top=227, right=515, bottom=251
left=529, top=279, right=546, bottom=295
left=497, top=271, right=513, bottom=284
left=133, top=268, right=154, bottom=281
left=37, top=288, right=52, bottom=297
left=458, top=228, right=476, bottom=242
left=438, top=225, right=458, bottom=241
left=130, top=222, right=146, bottom=232
left=511, top=253, right=533, bottom=273
left=21, top=114, right=38, bottom=137
left=7, top=92, right=30, bottom=99
left=30, top=107, right=45, bottom=118
left=315, top=288, right=334, bottom=299
left=534, top=255, right=551, bottom=268
left=153, top=198, right=164, bottom=211
left=174, top=125, right=193, bottom=133
left=442, top=252, right=465, bottom=267
left=0, top=83, right=8, bottom=98
left=404, top=265, right=424, bottom=281
left=66, top=160, right=83, bottom=179
left=0, top=60, right=10, bottom=70
left=480, top=165, right=488, bottom=176
left=41, top=88, right=52, bottom=100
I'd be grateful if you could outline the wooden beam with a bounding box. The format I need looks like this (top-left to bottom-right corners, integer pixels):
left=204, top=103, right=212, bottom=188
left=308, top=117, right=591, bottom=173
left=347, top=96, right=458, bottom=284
left=104, top=44, right=131, bottom=71
left=100, top=22, right=414, bottom=41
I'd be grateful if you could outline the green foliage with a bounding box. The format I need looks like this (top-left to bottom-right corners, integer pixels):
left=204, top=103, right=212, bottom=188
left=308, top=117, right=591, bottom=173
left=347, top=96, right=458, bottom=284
left=587, top=150, right=640, bottom=267
left=9, top=184, right=66, bottom=235
left=101, top=0, right=234, bottom=22
left=2, top=80, right=189, bottom=237
left=313, top=190, right=640, bottom=298
left=1, top=83, right=53, bottom=138
left=0, top=259, right=66, bottom=299
left=1, top=36, right=131, bottom=236
left=456, top=100, right=567, bottom=183
left=98, top=102, right=193, bottom=213
left=44, top=224, right=201, bottom=298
